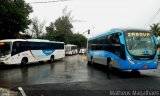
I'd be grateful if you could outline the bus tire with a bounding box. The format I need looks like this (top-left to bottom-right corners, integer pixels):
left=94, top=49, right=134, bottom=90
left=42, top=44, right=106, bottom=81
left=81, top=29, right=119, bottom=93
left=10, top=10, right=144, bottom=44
left=21, top=58, right=28, bottom=66
left=87, top=61, right=91, bottom=65
left=131, top=70, right=140, bottom=77
left=107, top=58, right=111, bottom=71
left=91, top=57, right=94, bottom=66
left=50, top=55, right=54, bottom=62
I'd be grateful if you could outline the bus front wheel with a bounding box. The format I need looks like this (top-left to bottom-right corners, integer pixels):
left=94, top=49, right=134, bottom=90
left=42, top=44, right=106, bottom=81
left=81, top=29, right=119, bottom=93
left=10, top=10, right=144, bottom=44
left=91, top=57, right=94, bottom=67
left=131, top=70, right=140, bottom=77
left=21, top=58, right=28, bottom=66
left=50, top=56, right=54, bottom=62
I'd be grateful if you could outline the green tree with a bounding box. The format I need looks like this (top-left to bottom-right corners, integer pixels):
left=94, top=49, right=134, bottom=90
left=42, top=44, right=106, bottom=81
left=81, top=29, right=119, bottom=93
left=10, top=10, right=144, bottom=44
left=43, top=19, right=87, bottom=47
left=45, top=22, right=55, bottom=40
left=54, top=16, right=73, bottom=43
left=46, top=22, right=55, bottom=33
left=150, top=23, right=160, bottom=48
left=31, top=17, right=45, bottom=38
left=0, top=0, right=32, bottom=39
left=68, top=33, right=87, bottom=48
left=42, top=6, right=87, bottom=47
left=150, top=23, right=160, bottom=37
left=43, top=6, right=73, bottom=43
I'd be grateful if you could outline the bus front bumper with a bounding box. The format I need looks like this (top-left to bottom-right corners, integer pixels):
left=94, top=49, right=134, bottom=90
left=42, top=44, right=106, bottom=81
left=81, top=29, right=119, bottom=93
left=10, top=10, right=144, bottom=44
left=120, top=61, right=158, bottom=70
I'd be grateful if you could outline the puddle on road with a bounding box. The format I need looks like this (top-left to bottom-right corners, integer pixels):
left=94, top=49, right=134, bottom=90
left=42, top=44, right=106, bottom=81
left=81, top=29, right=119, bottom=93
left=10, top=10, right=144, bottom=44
left=0, top=55, right=160, bottom=88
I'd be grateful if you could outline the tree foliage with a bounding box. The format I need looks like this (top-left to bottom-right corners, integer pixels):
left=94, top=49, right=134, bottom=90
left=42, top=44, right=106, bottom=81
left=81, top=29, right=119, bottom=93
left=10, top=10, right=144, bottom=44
left=46, top=22, right=54, bottom=33
left=150, top=23, right=160, bottom=37
left=43, top=16, right=87, bottom=47
left=68, top=33, right=87, bottom=48
left=54, top=16, right=73, bottom=43
left=31, top=17, right=45, bottom=38
left=55, top=16, right=73, bottom=34
left=0, top=0, right=32, bottom=39
left=150, top=23, right=160, bottom=47
left=44, top=22, right=55, bottom=40
left=40, top=6, right=87, bottom=47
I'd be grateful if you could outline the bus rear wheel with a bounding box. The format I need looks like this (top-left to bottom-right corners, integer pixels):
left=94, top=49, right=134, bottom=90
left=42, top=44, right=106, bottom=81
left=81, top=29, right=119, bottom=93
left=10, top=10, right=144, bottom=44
left=50, top=56, right=54, bottom=62
left=21, top=58, right=28, bottom=66
left=87, top=61, right=91, bottom=65
left=91, top=57, right=94, bottom=67
left=107, top=58, right=111, bottom=71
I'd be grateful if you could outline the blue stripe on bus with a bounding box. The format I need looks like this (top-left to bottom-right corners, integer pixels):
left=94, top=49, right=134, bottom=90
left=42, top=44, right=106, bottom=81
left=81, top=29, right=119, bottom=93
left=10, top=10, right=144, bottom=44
left=88, top=50, right=158, bottom=70
left=42, top=50, right=55, bottom=56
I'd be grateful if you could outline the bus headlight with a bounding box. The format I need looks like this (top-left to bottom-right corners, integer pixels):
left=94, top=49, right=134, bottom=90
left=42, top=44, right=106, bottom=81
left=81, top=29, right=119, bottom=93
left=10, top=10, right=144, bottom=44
left=154, top=58, right=158, bottom=64
left=127, top=56, right=135, bottom=64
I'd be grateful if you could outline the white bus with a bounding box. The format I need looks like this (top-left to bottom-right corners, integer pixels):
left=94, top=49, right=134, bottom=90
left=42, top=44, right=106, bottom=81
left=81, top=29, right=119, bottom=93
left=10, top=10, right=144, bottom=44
left=65, top=44, right=78, bottom=55
left=0, top=39, right=65, bottom=65
left=79, top=48, right=86, bottom=54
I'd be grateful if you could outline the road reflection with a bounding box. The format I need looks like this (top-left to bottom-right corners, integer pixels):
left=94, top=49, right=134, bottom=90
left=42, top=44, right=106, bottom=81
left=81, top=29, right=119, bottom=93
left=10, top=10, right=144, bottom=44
left=0, top=55, right=159, bottom=88
left=20, top=66, right=28, bottom=83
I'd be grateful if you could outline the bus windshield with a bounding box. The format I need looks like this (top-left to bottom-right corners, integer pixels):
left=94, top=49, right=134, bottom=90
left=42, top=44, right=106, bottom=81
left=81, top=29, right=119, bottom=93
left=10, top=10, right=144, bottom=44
left=0, top=42, right=11, bottom=57
left=125, top=32, right=156, bottom=59
left=65, top=46, right=71, bottom=51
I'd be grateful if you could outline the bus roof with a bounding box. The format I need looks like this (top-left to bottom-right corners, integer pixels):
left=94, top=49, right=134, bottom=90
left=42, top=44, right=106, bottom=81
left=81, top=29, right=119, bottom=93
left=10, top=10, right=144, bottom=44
left=26, top=39, right=49, bottom=42
left=50, top=41, right=64, bottom=44
left=110, top=28, right=149, bottom=32
left=65, top=44, right=77, bottom=46
left=0, top=39, right=64, bottom=43
left=88, top=28, right=150, bottom=40
left=0, top=39, right=26, bottom=42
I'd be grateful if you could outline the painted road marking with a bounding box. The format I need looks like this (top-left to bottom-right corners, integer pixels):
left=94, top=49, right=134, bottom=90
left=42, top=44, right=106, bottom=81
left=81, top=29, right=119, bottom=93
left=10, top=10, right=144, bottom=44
left=18, top=87, right=26, bottom=96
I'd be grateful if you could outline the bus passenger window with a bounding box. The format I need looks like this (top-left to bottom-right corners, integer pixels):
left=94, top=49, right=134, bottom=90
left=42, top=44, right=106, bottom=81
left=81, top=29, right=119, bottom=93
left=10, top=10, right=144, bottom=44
left=11, top=42, right=20, bottom=55
left=12, top=49, right=17, bottom=54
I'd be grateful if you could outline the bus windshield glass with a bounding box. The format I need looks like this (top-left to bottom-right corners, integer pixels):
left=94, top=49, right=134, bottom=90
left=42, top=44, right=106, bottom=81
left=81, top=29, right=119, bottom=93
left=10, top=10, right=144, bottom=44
left=65, top=46, right=71, bottom=51
left=125, top=32, right=156, bottom=59
left=0, top=42, right=11, bottom=57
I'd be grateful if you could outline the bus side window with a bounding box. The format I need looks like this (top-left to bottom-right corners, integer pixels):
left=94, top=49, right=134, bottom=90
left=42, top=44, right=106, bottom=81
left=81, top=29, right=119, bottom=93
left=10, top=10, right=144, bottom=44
left=91, top=45, right=95, bottom=50
left=11, top=42, right=19, bottom=56
left=11, top=48, right=17, bottom=56
left=20, top=41, right=28, bottom=52
left=48, top=43, right=51, bottom=49
left=51, top=43, right=54, bottom=49
left=54, top=43, right=57, bottom=49
left=114, top=33, right=120, bottom=44
left=115, top=33, right=126, bottom=60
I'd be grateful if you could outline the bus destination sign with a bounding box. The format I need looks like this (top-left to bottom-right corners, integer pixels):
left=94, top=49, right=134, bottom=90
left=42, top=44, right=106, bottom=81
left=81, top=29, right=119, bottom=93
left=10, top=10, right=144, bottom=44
left=127, top=32, right=150, bottom=37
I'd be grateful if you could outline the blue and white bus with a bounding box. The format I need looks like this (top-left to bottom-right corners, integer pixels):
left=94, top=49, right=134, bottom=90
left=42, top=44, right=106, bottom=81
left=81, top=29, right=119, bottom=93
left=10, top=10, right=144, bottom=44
left=87, top=28, right=158, bottom=72
left=0, top=39, right=65, bottom=65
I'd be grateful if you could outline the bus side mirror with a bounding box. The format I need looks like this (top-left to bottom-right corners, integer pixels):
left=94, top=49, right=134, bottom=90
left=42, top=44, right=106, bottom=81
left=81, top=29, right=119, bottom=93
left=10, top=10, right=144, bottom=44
left=153, top=35, right=158, bottom=45
left=119, top=35, right=125, bottom=44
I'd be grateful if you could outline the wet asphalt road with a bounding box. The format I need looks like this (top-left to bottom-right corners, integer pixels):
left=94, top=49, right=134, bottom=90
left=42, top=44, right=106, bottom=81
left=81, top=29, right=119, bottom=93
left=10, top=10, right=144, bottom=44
left=0, top=54, right=160, bottom=89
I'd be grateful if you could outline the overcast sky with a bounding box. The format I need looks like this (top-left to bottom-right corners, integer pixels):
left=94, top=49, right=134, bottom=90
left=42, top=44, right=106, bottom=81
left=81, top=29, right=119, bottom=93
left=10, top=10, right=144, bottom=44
left=25, top=0, right=160, bottom=37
